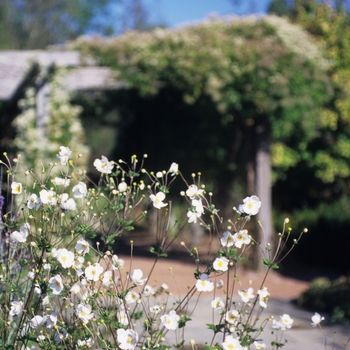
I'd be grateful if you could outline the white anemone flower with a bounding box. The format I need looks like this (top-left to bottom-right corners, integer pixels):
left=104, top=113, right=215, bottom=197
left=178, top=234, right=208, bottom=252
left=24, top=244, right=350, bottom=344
left=125, top=291, right=140, bottom=304
left=129, top=269, right=147, bottom=286
left=195, top=273, right=214, bottom=292
left=117, top=310, right=129, bottom=326
left=56, top=248, right=75, bottom=269
left=11, top=223, right=30, bottom=243
left=150, top=305, right=161, bottom=314
left=93, top=155, right=114, bottom=174
left=27, top=193, right=42, bottom=210
left=211, top=297, right=225, bottom=310
left=225, top=310, right=240, bottom=325
left=53, top=177, right=70, bottom=187
left=169, top=162, right=178, bottom=176
left=76, top=304, right=94, bottom=324
left=9, top=301, right=23, bottom=316
left=118, top=182, right=128, bottom=192
left=45, top=312, right=58, bottom=329
left=273, top=314, right=294, bottom=330
left=213, top=257, right=229, bottom=272
left=186, top=184, right=204, bottom=199
left=149, top=192, right=168, bottom=209
left=72, top=182, right=87, bottom=198
left=160, top=310, right=180, bottom=330
left=75, top=238, right=90, bottom=255
left=241, top=195, right=261, bottom=216
left=57, top=146, right=72, bottom=165
left=257, top=287, right=270, bottom=308
left=59, top=193, right=77, bottom=211
left=222, top=335, right=243, bottom=350
left=85, top=263, right=104, bottom=282
left=233, top=229, right=251, bottom=248
left=254, top=341, right=266, bottom=349
left=112, top=255, right=125, bottom=270
left=11, top=182, right=22, bottom=194
left=102, top=270, right=113, bottom=287
left=49, top=275, right=64, bottom=295
left=220, top=231, right=235, bottom=247
left=117, top=328, right=139, bottom=350
left=280, top=314, right=294, bottom=329
left=238, top=287, right=255, bottom=303
left=30, top=315, right=45, bottom=329
left=142, top=285, right=156, bottom=297
left=39, top=189, right=57, bottom=206
left=311, top=312, right=325, bottom=327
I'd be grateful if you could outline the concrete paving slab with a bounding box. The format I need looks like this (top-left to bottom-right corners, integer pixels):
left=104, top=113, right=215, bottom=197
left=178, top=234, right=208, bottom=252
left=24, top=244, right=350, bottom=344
left=163, top=297, right=350, bottom=349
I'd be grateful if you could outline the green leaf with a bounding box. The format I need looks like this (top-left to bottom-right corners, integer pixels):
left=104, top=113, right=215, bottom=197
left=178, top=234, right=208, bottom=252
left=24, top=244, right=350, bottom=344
left=174, top=340, right=185, bottom=349
left=204, top=345, right=222, bottom=350
left=150, top=245, right=168, bottom=257
left=262, top=258, right=272, bottom=267
left=131, top=311, right=143, bottom=320
left=206, top=323, right=224, bottom=334
left=178, top=315, right=191, bottom=328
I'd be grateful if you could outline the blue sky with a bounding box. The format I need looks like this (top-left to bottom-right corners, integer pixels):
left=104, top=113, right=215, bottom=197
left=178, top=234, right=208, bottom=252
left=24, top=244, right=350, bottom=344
left=145, top=0, right=272, bottom=28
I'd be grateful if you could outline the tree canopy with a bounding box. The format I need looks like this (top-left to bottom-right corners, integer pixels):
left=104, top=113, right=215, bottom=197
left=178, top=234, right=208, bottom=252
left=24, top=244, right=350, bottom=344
left=0, top=0, right=114, bottom=49
left=72, top=15, right=333, bottom=258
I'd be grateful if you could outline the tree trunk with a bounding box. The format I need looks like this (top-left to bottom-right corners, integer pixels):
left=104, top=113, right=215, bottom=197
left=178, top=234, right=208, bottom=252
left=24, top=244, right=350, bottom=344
left=255, top=122, right=273, bottom=268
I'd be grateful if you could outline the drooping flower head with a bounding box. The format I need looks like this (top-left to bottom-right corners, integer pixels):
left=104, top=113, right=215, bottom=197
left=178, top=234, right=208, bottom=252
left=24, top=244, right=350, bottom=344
left=72, top=182, right=87, bottom=198
left=311, top=312, right=325, bottom=327
left=169, top=162, right=179, bottom=176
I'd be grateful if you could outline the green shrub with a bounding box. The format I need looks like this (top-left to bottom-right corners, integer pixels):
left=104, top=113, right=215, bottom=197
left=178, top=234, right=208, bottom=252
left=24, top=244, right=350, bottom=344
left=297, top=276, right=350, bottom=324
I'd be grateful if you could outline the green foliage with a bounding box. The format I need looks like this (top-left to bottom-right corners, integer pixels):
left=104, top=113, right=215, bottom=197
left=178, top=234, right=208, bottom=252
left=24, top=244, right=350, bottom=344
left=274, top=197, right=350, bottom=273
left=298, top=276, right=350, bottom=324
left=12, top=68, right=89, bottom=179
left=272, top=1, right=350, bottom=208
left=0, top=0, right=113, bottom=49
left=73, top=15, right=332, bottom=207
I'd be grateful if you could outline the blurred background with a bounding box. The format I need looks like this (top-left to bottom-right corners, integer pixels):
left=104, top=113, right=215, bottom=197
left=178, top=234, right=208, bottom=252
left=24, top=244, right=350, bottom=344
left=1, top=0, right=350, bottom=322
